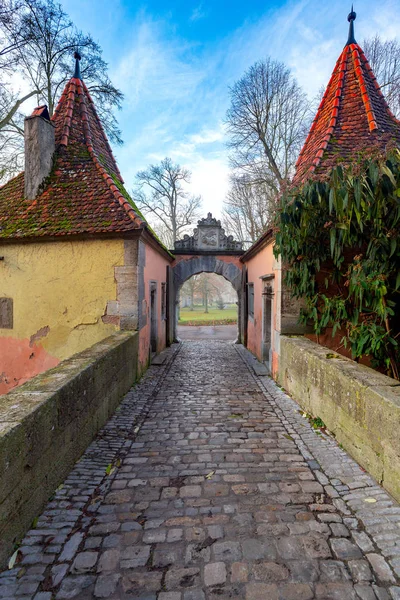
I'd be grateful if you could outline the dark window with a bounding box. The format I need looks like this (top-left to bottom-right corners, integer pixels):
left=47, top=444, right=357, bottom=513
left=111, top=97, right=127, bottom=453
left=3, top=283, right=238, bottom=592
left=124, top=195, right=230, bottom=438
left=247, top=283, right=254, bottom=319
left=161, top=282, right=167, bottom=320
left=0, top=298, right=13, bottom=329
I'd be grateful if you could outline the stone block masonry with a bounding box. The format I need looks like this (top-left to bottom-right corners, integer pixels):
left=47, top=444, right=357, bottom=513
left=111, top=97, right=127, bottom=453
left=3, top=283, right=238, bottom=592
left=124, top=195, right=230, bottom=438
left=278, top=335, right=400, bottom=502
left=0, top=331, right=138, bottom=569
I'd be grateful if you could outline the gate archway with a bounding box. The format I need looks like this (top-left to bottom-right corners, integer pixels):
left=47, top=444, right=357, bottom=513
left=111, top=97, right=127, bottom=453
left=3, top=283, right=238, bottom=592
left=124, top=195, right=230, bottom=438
left=169, top=214, right=245, bottom=341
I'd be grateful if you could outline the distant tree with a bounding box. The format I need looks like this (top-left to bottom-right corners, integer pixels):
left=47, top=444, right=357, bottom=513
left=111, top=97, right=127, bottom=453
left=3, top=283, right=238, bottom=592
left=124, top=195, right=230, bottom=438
left=363, top=35, right=400, bottom=118
left=0, top=0, right=123, bottom=182
left=222, top=174, right=274, bottom=244
left=135, top=157, right=202, bottom=245
left=145, top=219, right=175, bottom=249
left=197, top=273, right=210, bottom=314
left=216, top=297, right=225, bottom=311
left=226, top=57, right=311, bottom=194
left=180, top=275, right=200, bottom=311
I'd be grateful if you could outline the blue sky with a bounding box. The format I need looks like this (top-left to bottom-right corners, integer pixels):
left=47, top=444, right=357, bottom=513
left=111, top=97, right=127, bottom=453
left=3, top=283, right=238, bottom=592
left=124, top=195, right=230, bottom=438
left=62, top=0, right=400, bottom=216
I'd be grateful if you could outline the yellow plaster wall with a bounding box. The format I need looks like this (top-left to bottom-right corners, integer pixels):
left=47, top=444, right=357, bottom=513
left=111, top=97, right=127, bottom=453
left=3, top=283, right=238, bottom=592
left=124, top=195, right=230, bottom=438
left=0, top=238, right=124, bottom=363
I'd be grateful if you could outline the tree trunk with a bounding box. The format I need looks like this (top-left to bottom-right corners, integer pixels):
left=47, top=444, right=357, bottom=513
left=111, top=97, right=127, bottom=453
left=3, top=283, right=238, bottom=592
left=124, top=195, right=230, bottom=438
left=204, top=283, right=209, bottom=314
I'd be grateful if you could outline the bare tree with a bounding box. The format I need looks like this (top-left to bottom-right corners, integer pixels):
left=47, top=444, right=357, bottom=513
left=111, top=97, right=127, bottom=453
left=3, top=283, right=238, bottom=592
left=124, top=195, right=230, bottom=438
left=135, top=157, right=202, bottom=245
left=0, top=0, right=32, bottom=66
left=0, top=88, right=25, bottom=181
left=226, top=57, right=311, bottom=194
left=145, top=219, right=175, bottom=250
left=363, top=35, right=400, bottom=117
left=222, top=174, right=274, bottom=244
left=180, top=275, right=200, bottom=311
left=0, top=0, right=123, bottom=183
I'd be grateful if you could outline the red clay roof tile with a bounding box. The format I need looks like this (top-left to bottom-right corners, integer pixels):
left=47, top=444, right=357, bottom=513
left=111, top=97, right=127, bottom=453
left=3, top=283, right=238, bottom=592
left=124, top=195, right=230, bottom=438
left=0, top=72, right=146, bottom=239
left=294, top=40, right=400, bottom=185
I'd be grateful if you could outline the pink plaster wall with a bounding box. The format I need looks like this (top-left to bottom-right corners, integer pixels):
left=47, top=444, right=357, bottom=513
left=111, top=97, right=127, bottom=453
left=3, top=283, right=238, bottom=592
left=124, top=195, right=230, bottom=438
left=0, top=337, right=59, bottom=395
left=243, top=241, right=279, bottom=375
left=139, top=243, right=170, bottom=371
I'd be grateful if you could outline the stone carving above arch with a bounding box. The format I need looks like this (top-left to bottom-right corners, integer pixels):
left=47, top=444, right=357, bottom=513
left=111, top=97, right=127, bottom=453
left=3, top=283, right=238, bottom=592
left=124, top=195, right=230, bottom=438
left=174, top=213, right=243, bottom=252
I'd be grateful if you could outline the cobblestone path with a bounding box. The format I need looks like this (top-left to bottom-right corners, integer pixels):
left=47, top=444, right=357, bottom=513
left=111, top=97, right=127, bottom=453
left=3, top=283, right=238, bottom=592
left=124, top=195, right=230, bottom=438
left=2, top=341, right=400, bottom=600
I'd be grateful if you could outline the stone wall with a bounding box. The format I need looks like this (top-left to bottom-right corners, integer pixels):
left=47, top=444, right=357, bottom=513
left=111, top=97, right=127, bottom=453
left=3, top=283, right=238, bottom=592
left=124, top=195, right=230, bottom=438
left=0, top=331, right=138, bottom=568
left=278, top=336, right=400, bottom=502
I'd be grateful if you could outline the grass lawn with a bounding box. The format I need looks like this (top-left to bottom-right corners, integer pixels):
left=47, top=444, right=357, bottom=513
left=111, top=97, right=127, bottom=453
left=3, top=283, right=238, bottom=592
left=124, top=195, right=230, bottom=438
left=178, top=304, right=238, bottom=325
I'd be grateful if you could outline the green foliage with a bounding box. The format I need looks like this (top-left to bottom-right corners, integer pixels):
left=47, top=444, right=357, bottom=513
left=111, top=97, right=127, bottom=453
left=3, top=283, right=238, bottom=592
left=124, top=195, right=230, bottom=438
left=311, top=416, right=326, bottom=429
left=274, top=150, right=400, bottom=379
left=216, top=297, right=225, bottom=310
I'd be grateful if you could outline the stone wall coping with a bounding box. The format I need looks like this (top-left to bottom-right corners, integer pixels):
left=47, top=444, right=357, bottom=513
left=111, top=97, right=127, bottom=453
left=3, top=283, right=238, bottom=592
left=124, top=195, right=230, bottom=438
left=279, top=335, right=400, bottom=502
left=1, top=332, right=135, bottom=402
left=284, top=335, right=400, bottom=393
left=0, top=331, right=139, bottom=567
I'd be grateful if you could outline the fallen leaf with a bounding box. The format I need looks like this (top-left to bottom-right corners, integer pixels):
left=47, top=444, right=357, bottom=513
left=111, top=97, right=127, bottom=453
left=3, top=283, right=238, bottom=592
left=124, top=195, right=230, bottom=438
left=8, top=550, right=19, bottom=570
left=364, top=498, right=377, bottom=503
left=206, top=471, right=215, bottom=480
left=91, top=496, right=103, bottom=505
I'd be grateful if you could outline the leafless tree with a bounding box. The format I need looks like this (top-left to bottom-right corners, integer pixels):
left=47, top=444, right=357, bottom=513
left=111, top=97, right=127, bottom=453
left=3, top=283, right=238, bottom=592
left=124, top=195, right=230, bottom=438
left=222, top=174, right=274, bottom=244
left=0, top=1, right=32, bottom=66
left=363, top=35, right=400, bottom=117
left=180, top=275, right=200, bottom=311
left=226, top=57, right=311, bottom=194
left=144, top=219, right=175, bottom=250
left=135, top=157, right=202, bottom=245
left=0, top=0, right=123, bottom=183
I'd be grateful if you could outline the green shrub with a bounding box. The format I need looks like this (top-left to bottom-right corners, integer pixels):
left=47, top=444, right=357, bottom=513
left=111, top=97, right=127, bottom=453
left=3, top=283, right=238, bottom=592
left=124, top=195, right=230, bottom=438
left=274, top=150, right=400, bottom=379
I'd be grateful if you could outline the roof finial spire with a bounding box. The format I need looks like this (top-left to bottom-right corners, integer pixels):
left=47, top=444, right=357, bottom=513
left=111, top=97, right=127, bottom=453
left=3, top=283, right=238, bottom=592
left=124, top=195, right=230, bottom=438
left=346, top=5, right=357, bottom=45
left=73, top=51, right=81, bottom=79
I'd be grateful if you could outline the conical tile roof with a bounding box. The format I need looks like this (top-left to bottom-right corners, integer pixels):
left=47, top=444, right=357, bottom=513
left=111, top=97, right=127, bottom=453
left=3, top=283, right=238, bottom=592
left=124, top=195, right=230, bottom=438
left=0, top=57, right=145, bottom=239
left=293, top=10, right=400, bottom=185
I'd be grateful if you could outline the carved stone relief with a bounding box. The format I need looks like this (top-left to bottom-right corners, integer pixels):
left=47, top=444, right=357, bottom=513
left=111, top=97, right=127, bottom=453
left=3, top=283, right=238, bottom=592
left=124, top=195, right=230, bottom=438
left=174, top=213, right=243, bottom=252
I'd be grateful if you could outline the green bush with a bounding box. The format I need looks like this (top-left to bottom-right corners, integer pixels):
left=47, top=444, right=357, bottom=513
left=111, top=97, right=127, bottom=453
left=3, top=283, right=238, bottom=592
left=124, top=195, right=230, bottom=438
left=274, top=150, right=400, bottom=379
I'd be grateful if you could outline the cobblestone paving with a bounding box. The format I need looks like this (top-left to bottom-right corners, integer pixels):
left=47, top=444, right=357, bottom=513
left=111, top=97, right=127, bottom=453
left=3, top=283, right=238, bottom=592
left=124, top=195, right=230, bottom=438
left=1, top=340, right=400, bottom=600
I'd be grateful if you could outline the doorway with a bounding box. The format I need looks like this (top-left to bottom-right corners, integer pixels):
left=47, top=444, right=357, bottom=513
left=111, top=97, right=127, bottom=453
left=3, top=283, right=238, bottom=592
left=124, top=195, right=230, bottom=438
left=262, top=278, right=274, bottom=368
left=150, top=282, right=157, bottom=354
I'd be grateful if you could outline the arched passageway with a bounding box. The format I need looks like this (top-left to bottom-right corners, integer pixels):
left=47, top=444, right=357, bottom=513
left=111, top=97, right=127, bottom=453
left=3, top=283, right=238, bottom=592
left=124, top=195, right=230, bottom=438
left=170, top=214, right=245, bottom=342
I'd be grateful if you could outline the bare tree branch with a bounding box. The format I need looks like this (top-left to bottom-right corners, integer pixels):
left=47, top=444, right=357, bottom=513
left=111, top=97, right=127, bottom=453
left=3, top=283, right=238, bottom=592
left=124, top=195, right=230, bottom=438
left=226, top=57, right=311, bottom=192
left=222, top=173, right=274, bottom=244
left=0, top=0, right=123, bottom=183
left=363, top=35, right=400, bottom=117
left=135, top=157, right=202, bottom=245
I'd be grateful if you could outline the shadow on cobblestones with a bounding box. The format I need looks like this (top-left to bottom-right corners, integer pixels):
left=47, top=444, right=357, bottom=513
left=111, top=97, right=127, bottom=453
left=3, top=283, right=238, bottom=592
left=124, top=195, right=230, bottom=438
left=1, top=341, right=400, bottom=600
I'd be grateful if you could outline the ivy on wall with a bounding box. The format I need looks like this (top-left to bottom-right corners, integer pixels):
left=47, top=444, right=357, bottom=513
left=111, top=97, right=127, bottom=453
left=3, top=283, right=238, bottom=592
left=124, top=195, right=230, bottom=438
left=274, top=150, right=400, bottom=380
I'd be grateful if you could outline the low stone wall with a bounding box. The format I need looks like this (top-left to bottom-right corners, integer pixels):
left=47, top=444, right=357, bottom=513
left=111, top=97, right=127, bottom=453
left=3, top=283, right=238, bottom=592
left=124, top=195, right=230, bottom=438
left=0, top=331, right=138, bottom=568
left=278, top=336, right=400, bottom=502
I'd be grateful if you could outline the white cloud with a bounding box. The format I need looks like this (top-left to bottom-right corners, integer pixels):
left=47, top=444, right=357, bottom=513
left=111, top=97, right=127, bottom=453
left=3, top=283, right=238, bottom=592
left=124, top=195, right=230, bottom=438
left=114, top=16, right=206, bottom=110
left=189, top=4, right=206, bottom=23
left=189, top=157, right=230, bottom=217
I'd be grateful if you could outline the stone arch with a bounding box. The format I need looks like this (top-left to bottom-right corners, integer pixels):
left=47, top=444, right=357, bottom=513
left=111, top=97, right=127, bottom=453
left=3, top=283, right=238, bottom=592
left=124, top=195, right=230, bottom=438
left=173, top=256, right=242, bottom=292
left=172, top=255, right=244, bottom=341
